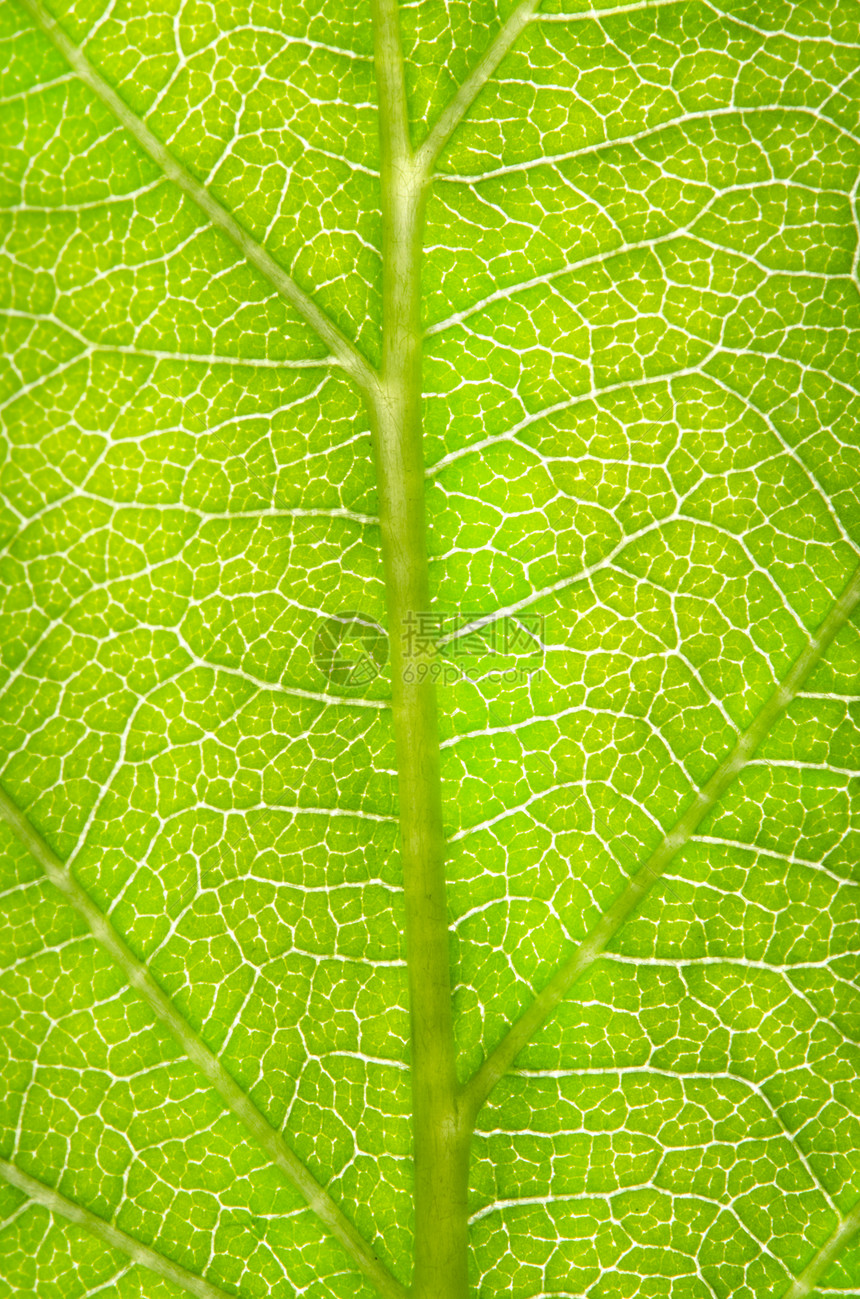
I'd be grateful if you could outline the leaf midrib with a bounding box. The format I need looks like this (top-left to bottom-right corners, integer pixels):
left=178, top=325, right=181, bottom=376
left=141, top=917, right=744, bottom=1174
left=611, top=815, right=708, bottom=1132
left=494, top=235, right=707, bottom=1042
left=3, top=553, right=858, bottom=1292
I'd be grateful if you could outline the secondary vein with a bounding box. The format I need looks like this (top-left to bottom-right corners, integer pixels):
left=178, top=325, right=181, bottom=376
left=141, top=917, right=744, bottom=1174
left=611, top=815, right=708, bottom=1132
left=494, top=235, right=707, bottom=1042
left=415, top=0, right=542, bottom=178
left=0, top=785, right=408, bottom=1299
left=781, top=1197, right=860, bottom=1299
left=460, top=557, right=860, bottom=1120
left=13, top=0, right=379, bottom=396
left=0, top=1159, right=234, bottom=1299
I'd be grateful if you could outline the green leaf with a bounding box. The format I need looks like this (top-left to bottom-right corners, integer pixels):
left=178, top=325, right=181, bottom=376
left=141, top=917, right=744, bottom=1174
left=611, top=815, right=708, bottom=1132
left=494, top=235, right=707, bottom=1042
left=1, top=1, right=859, bottom=1298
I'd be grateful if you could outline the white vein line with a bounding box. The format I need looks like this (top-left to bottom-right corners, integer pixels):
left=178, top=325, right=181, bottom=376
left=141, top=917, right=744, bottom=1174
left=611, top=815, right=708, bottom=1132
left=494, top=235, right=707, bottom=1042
left=436, top=105, right=860, bottom=183
left=691, top=836, right=860, bottom=887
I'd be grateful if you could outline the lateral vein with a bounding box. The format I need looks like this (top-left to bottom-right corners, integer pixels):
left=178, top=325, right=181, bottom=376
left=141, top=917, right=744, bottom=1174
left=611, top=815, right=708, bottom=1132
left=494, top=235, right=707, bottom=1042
left=415, top=0, right=542, bottom=176
left=0, top=786, right=408, bottom=1299
left=13, top=0, right=378, bottom=396
left=460, top=558, right=860, bottom=1119
left=0, top=1159, right=235, bottom=1299
left=781, top=1198, right=860, bottom=1299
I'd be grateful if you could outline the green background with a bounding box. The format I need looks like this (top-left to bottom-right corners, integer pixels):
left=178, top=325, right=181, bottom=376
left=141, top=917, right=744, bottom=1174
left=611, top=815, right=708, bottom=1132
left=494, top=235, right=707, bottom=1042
left=1, top=0, right=859, bottom=1295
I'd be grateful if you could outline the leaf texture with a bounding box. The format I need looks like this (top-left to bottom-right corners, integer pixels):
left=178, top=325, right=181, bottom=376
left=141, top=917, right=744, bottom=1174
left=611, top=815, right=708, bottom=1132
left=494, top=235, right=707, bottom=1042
left=1, top=0, right=859, bottom=1297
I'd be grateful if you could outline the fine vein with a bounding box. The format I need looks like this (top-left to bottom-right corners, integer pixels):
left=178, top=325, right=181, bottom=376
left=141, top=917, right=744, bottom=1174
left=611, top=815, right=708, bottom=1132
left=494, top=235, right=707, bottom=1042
left=461, top=559, right=860, bottom=1119
left=0, top=786, right=408, bottom=1299
left=0, top=1159, right=233, bottom=1299
left=13, top=0, right=378, bottom=395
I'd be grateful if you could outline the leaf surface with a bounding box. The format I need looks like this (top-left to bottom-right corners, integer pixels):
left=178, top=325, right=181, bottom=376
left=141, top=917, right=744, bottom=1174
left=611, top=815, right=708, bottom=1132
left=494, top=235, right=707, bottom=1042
left=1, top=1, right=859, bottom=1297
